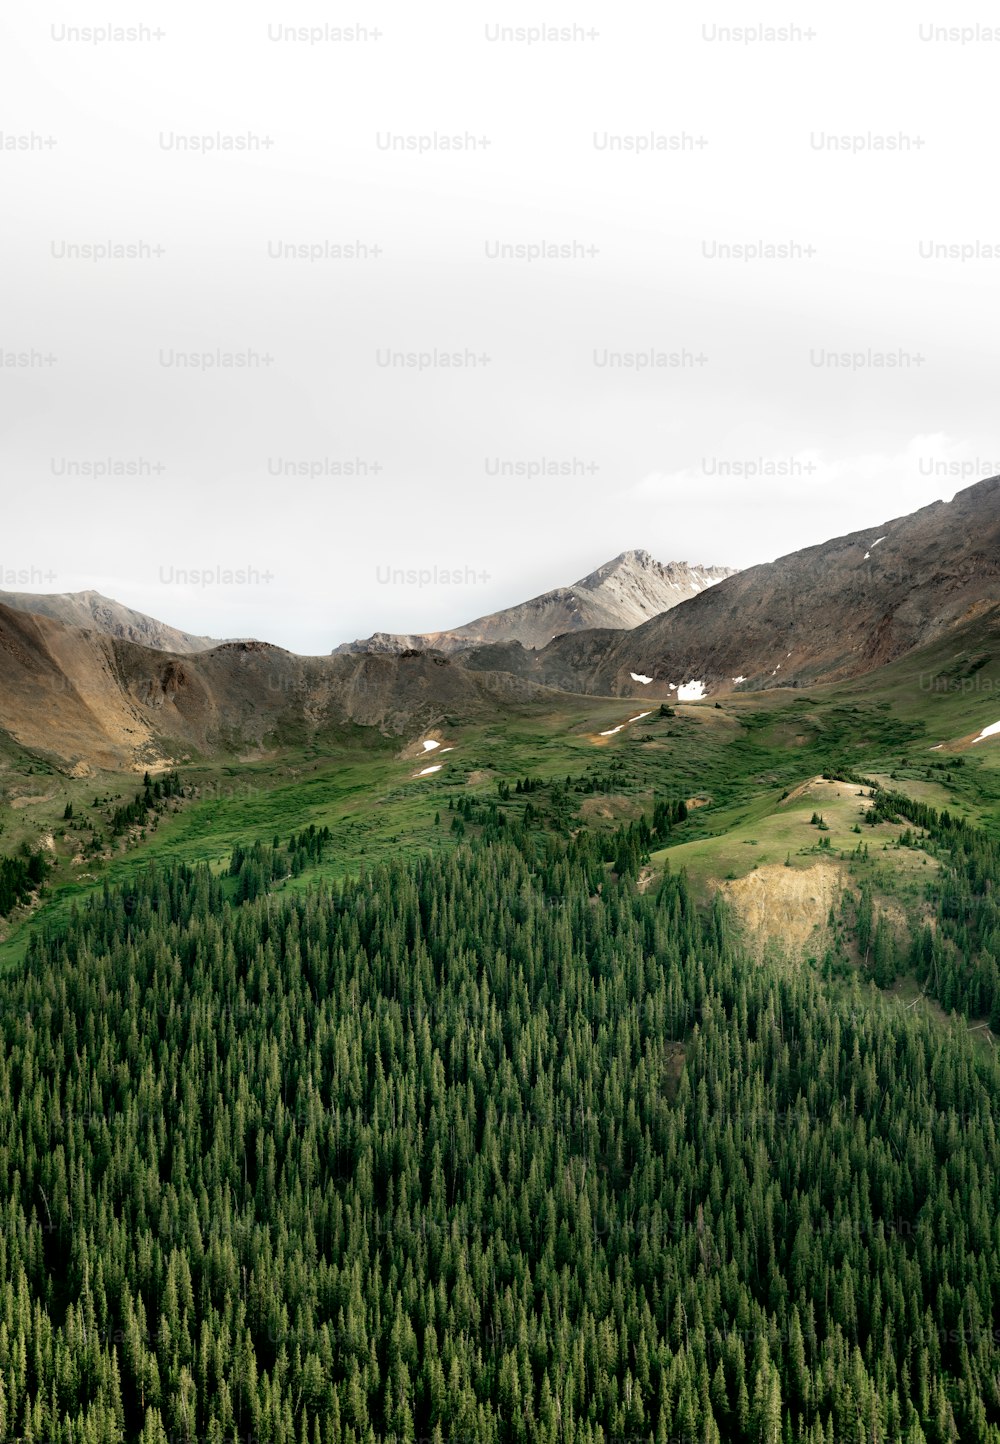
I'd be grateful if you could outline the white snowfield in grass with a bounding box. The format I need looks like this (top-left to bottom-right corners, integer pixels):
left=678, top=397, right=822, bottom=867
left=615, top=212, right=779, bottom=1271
left=677, top=680, right=706, bottom=701
left=630, top=672, right=653, bottom=684
left=417, top=764, right=443, bottom=775
left=973, top=721, right=1000, bottom=744
left=599, top=711, right=652, bottom=737
left=422, top=739, right=441, bottom=752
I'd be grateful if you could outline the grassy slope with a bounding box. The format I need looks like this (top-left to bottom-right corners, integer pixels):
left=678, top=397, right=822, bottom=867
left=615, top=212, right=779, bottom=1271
left=2, top=617, right=1000, bottom=972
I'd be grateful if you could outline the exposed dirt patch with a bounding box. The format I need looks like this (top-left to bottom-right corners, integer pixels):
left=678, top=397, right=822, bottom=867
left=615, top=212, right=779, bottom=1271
left=466, top=769, right=495, bottom=786
left=720, top=861, right=843, bottom=959
left=580, top=793, right=645, bottom=824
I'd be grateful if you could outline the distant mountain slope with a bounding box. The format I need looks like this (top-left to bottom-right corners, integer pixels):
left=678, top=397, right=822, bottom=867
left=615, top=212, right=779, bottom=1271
left=333, top=551, right=735, bottom=654
left=5, top=478, right=997, bottom=773
left=534, top=475, right=1000, bottom=698
left=0, top=589, right=221, bottom=654
left=0, top=604, right=559, bottom=771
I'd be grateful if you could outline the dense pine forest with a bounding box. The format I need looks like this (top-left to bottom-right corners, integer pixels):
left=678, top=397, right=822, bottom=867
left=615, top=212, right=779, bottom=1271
left=0, top=846, right=46, bottom=917
left=842, top=774, right=1000, bottom=1022
left=1, top=819, right=998, bottom=1443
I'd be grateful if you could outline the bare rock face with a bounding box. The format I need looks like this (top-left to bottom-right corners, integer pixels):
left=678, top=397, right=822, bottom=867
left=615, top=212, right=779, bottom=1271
left=332, top=552, right=736, bottom=655
left=588, top=476, right=1000, bottom=698
left=493, top=474, right=1000, bottom=700
left=720, top=863, right=843, bottom=960
left=0, top=603, right=557, bottom=770
left=0, top=588, right=221, bottom=654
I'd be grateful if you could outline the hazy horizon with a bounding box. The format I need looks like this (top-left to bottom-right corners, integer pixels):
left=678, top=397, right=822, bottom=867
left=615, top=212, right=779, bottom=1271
left=4, top=0, right=997, bottom=652
left=0, top=462, right=987, bottom=653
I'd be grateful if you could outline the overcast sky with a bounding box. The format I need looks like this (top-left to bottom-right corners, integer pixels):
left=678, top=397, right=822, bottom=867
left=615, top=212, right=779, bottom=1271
left=3, top=0, right=998, bottom=653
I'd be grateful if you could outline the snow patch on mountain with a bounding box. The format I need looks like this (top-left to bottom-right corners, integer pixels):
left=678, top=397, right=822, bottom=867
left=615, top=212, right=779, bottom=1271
left=599, top=710, right=652, bottom=737
left=677, top=680, right=706, bottom=701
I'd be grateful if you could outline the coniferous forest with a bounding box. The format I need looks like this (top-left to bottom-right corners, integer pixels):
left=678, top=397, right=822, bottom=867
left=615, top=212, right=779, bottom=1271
left=1, top=822, right=998, bottom=1443
left=5, top=9, right=1000, bottom=1440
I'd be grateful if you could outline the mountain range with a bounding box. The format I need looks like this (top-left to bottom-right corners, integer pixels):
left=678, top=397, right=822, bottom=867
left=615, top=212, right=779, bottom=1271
left=0, top=588, right=221, bottom=654
left=0, top=608, right=554, bottom=773
left=515, top=474, right=1000, bottom=698
left=1, top=475, right=998, bottom=771
left=332, top=551, right=735, bottom=654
